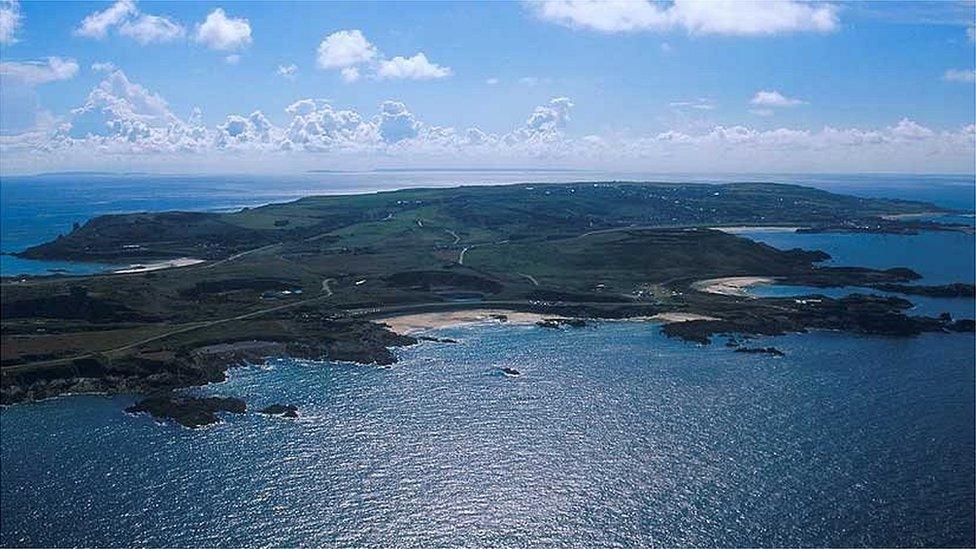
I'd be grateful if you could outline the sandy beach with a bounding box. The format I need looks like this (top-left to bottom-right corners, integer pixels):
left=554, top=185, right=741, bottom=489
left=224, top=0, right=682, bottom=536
left=113, top=258, right=205, bottom=274
left=376, top=309, right=565, bottom=334
left=376, top=309, right=722, bottom=335
left=691, top=276, right=775, bottom=297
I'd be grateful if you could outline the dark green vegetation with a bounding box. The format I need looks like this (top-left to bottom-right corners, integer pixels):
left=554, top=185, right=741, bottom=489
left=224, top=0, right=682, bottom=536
left=3, top=181, right=973, bottom=424
left=798, top=219, right=974, bottom=235
left=16, top=181, right=950, bottom=263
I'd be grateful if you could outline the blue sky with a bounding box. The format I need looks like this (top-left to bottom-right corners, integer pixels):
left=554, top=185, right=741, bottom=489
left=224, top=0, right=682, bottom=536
left=0, top=0, right=974, bottom=174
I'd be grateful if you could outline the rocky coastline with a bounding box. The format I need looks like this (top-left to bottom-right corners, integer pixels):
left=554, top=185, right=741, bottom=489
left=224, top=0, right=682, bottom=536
left=3, top=294, right=974, bottom=426
left=1, top=319, right=417, bottom=409
left=126, top=394, right=247, bottom=428
left=3, top=182, right=973, bottom=428
left=868, top=283, right=976, bottom=298
left=661, top=294, right=975, bottom=345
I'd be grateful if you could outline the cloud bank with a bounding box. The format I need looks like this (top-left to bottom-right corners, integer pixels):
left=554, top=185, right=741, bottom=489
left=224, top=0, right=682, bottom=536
left=0, top=70, right=972, bottom=175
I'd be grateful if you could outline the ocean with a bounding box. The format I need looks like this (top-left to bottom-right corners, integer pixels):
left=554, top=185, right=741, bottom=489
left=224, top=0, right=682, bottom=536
left=1, top=173, right=974, bottom=547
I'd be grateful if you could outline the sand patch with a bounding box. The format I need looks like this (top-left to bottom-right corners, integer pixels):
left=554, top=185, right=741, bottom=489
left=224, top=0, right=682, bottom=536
left=114, top=258, right=205, bottom=274
left=692, top=276, right=775, bottom=297
left=378, top=309, right=723, bottom=334
left=377, top=309, right=567, bottom=335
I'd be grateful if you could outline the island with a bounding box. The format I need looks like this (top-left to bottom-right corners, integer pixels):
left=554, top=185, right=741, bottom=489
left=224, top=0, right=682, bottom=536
left=258, top=404, right=299, bottom=418
left=3, top=181, right=973, bottom=423
left=734, top=347, right=786, bottom=357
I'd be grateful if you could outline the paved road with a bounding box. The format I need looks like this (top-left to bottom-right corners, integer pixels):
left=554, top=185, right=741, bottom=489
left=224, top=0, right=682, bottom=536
left=518, top=273, right=540, bottom=286
left=444, top=228, right=461, bottom=245
left=200, top=242, right=281, bottom=270
left=321, top=278, right=336, bottom=296
left=456, top=239, right=508, bottom=265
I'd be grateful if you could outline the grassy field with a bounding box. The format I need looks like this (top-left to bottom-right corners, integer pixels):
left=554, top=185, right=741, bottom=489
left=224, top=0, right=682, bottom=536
left=16, top=181, right=946, bottom=263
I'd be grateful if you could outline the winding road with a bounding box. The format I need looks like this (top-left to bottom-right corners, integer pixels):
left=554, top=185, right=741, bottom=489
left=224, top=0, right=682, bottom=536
left=443, top=228, right=461, bottom=245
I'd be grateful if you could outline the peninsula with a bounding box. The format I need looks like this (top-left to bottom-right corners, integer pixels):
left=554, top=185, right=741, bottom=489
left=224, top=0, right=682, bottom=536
left=3, top=182, right=973, bottom=424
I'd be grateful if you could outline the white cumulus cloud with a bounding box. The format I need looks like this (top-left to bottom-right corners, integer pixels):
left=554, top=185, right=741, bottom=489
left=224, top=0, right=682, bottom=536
left=376, top=53, right=451, bottom=80
left=530, top=0, right=839, bottom=35
left=751, top=90, right=806, bottom=107
left=0, top=0, right=22, bottom=44
left=375, top=100, right=421, bottom=142
left=75, top=0, right=136, bottom=39
left=507, top=96, right=574, bottom=143
left=315, top=29, right=451, bottom=83
left=317, top=30, right=378, bottom=69
left=215, top=111, right=273, bottom=147
left=119, top=13, right=184, bottom=44
left=194, top=8, right=252, bottom=51
left=72, top=69, right=172, bottom=125
left=75, top=0, right=184, bottom=45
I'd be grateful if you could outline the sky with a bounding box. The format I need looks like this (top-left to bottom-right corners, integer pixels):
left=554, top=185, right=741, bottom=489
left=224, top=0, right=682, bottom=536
left=0, top=0, right=974, bottom=175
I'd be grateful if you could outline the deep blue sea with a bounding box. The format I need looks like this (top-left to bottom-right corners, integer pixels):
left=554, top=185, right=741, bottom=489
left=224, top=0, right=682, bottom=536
left=1, top=173, right=974, bottom=547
